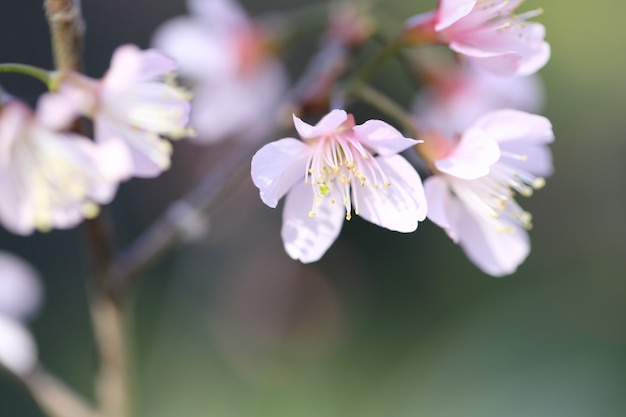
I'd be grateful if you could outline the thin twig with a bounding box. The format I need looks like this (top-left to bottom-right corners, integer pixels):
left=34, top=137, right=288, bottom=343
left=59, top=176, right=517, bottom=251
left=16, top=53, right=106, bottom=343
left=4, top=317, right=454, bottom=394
left=44, top=1, right=130, bottom=417
left=22, top=367, right=102, bottom=417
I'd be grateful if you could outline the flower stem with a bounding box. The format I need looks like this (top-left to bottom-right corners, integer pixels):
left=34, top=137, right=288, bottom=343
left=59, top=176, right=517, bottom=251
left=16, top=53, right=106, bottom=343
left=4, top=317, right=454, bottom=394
left=43, top=2, right=132, bottom=417
left=22, top=367, right=103, bottom=417
left=353, top=83, right=419, bottom=138
left=0, top=63, right=52, bottom=87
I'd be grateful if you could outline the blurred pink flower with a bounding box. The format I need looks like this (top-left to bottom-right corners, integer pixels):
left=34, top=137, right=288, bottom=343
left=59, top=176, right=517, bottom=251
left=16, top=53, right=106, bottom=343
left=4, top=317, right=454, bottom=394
left=43, top=44, right=192, bottom=179
left=0, top=251, right=41, bottom=376
left=405, top=0, right=550, bottom=76
left=152, top=0, right=287, bottom=143
left=251, top=109, right=427, bottom=263
left=422, top=109, right=554, bottom=276
left=0, top=100, right=119, bottom=235
left=413, top=65, right=544, bottom=137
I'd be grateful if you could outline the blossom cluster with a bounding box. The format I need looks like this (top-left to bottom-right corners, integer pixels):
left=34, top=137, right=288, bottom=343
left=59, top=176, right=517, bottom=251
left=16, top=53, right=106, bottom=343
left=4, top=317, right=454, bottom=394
left=248, top=0, right=554, bottom=276
left=0, top=0, right=554, bottom=277
left=0, top=45, right=192, bottom=235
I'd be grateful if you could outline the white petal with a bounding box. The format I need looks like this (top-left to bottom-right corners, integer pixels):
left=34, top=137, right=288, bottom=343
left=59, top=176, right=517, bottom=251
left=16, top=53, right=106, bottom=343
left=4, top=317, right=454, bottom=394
left=36, top=93, right=79, bottom=131
left=472, top=110, right=554, bottom=144
left=0, top=315, right=37, bottom=376
left=190, top=62, right=287, bottom=143
left=0, top=252, right=42, bottom=321
left=281, top=182, right=344, bottom=263
left=435, top=127, right=500, bottom=179
left=435, top=0, right=477, bottom=31
left=458, top=208, right=530, bottom=276
left=353, top=120, right=420, bottom=156
left=251, top=138, right=309, bottom=208
left=424, top=176, right=461, bottom=242
left=293, top=109, right=348, bottom=139
left=517, top=42, right=551, bottom=77
left=152, top=17, right=234, bottom=80
left=353, top=155, right=427, bottom=233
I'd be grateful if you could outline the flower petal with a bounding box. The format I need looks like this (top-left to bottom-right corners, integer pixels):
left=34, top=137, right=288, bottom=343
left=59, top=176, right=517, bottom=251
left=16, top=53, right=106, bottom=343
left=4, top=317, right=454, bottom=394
left=434, top=127, right=500, bottom=179
left=293, top=109, right=348, bottom=140
left=353, top=154, right=427, bottom=233
left=251, top=138, right=309, bottom=208
left=472, top=109, right=554, bottom=144
left=424, top=175, right=461, bottom=242
left=281, top=181, right=344, bottom=263
left=0, top=252, right=42, bottom=321
left=0, top=315, right=37, bottom=376
left=457, top=208, right=530, bottom=276
left=435, top=0, right=477, bottom=31
left=353, top=120, right=420, bottom=156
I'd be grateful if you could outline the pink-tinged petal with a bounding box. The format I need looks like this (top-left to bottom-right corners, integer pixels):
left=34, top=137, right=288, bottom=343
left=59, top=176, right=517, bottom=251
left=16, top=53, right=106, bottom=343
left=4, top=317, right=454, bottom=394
left=94, top=138, right=134, bottom=184
left=0, top=252, right=42, bottom=321
left=517, top=42, right=551, bottom=76
left=137, top=49, right=177, bottom=80
left=94, top=115, right=170, bottom=178
left=0, top=315, right=37, bottom=376
left=281, top=182, right=344, bottom=263
left=293, top=109, right=348, bottom=140
left=152, top=17, right=234, bottom=79
left=457, top=209, right=530, bottom=276
left=472, top=109, right=554, bottom=144
left=35, top=93, right=79, bottom=130
left=102, top=45, right=144, bottom=97
left=251, top=138, right=309, bottom=208
left=190, top=62, right=287, bottom=143
left=502, top=142, right=553, bottom=177
left=0, top=102, right=30, bottom=166
left=424, top=176, right=461, bottom=242
left=353, top=155, right=427, bottom=233
left=435, top=0, right=476, bottom=31
left=435, top=127, right=500, bottom=179
left=0, top=167, right=36, bottom=235
left=188, top=0, right=249, bottom=28
left=353, top=120, right=420, bottom=156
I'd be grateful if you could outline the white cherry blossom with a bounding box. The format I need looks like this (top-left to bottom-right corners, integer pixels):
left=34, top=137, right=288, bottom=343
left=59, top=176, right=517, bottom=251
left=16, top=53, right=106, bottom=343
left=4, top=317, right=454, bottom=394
left=421, top=109, right=553, bottom=276
left=251, top=110, right=427, bottom=263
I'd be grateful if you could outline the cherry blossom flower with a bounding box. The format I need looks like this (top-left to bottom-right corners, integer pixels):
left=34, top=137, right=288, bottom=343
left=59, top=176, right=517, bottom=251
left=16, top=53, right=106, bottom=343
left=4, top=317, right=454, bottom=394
left=420, top=109, right=553, bottom=276
left=152, top=0, right=287, bottom=143
left=0, top=99, right=119, bottom=235
left=413, top=64, right=544, bottom=137
left=0, top=251, right=42, bottom=376
left=44, top=44, right=192, bottom=179
left=404, top=0, right=550, bottom=76
left=251, top=109, right=427, bottom=263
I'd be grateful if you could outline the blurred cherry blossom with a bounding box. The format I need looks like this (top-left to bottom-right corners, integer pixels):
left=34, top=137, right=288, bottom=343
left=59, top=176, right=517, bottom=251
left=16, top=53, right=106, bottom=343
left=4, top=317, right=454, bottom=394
left=42, top=44, right=192, bottom=179
left=0, top=99, right=119, bottom=235
left=0, top=251, right=41, bottom=376
left=152, top=0, right=287, bottom=143
left=413, top=60, right=544, bottom=136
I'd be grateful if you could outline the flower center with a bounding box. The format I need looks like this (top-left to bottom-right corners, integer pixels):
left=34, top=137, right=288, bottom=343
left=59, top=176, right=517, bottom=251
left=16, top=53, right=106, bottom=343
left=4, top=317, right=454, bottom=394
left=304, top=132, right=390, bottom=220
left=451, top=149, right=545, bottom=232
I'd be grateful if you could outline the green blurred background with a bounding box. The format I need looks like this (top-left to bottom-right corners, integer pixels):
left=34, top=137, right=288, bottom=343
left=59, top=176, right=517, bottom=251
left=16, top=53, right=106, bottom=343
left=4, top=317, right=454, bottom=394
left=1, top=0, right=625, bottom=416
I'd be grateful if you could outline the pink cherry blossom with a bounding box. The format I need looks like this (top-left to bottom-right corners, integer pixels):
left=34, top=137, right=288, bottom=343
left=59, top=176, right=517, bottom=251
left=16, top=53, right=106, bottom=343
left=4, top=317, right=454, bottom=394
left=413, top=64, right=544, bottom=137
left=44, top=44, right=192, bottom=179
left=0, top=99, right=119, bottom=235
left=251, top=109, right=427, bottom=263
left=421, top=109, right=553, bottom=276
left=405, top=0, right=550, bottom=76
left=0, top=251, right=41, bottom=376
left=152, top=0, right=287, bottom=143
